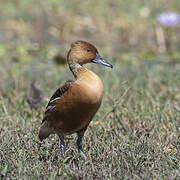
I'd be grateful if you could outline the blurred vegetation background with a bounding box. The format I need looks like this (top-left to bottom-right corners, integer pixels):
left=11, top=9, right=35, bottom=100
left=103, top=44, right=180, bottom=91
left=0, top=0, right=180, bottom=63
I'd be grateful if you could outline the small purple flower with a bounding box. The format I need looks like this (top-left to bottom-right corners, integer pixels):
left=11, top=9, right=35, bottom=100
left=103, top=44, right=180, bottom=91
left=157, top=12, right=180, bottom=27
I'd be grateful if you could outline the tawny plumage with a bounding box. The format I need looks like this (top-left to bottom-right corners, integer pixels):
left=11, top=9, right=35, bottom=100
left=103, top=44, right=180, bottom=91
left=27, top=80, right=46, bottom=109
left=38, top=40, right=113, bottom=154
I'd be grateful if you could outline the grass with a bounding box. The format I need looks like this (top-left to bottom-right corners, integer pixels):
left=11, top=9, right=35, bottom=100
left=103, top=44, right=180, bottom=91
left=0, top=56, right=180, bottom=179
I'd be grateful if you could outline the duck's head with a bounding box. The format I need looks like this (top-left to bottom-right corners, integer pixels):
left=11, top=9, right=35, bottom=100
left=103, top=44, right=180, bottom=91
left=68, top=41, right=113, bottom=68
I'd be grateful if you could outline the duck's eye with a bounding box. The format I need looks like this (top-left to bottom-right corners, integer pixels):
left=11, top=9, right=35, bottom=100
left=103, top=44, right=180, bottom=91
left=87, top=49, right=91, bottom=52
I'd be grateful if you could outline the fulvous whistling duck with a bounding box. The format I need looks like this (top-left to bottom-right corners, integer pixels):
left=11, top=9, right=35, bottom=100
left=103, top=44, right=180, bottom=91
left=38, top=40, right=113, bottom=154
left=27, top=80, right=46, bottom=109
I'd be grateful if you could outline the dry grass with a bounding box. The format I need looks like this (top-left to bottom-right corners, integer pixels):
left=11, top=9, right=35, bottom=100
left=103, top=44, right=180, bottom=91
left=0, top=56, right=180, bottom=179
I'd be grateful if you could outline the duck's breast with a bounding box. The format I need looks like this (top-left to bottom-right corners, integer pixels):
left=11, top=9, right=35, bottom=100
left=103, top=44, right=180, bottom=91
left=75, top=69, right=104, bottom=105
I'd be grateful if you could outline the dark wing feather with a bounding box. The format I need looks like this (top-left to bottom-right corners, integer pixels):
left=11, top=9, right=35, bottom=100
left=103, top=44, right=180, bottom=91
left=41, top=80, right=73, bottom=124
left=46, top=80, right=73, bottom=108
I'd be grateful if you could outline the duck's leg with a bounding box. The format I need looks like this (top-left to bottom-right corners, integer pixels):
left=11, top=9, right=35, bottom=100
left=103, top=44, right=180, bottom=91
left=58, top=133, right=66, bottom=155
left=77, top=136, right=83, bottom=152
left=77, top=127, right=87, bottom=152
left=60, top=138, right=66, bottom=155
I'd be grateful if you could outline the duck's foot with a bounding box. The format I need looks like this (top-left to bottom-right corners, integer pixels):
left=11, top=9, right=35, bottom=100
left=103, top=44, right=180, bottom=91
left=60, top=139, right=66, bottom=155
left=77, top=137, right=83, bottom=152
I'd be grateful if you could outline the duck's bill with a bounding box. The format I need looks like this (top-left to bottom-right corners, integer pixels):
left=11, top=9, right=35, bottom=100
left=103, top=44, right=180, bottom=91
left=92, top=53, right=113, bottom=68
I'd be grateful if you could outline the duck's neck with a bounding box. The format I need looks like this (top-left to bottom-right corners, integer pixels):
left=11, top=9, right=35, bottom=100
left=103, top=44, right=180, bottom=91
left=67, top=51, right=84, bottom=79
left=68, top=62, right=83, bottom=79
